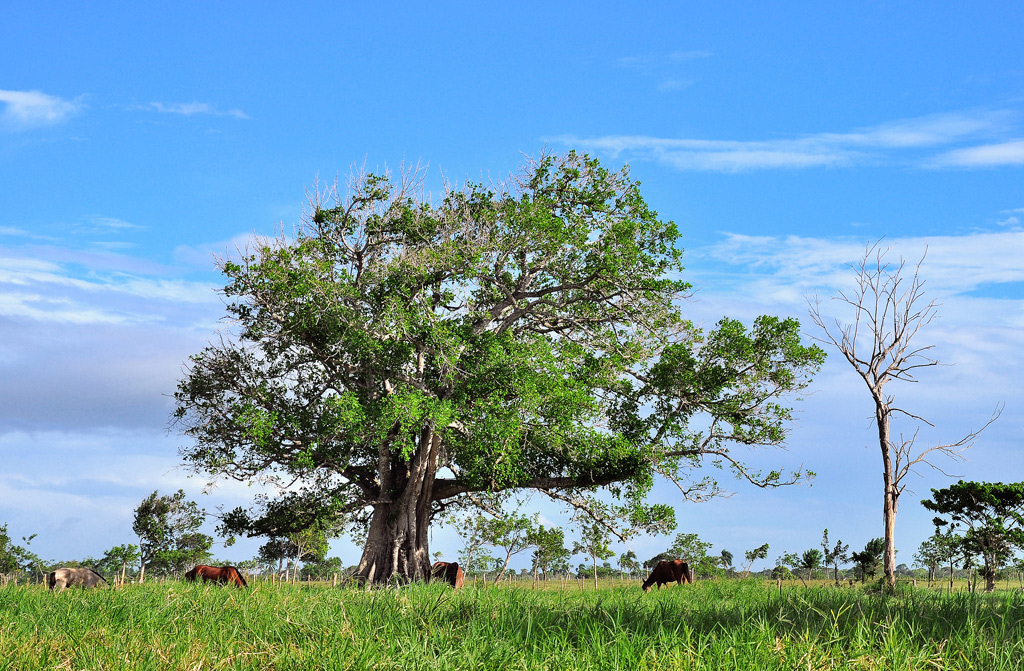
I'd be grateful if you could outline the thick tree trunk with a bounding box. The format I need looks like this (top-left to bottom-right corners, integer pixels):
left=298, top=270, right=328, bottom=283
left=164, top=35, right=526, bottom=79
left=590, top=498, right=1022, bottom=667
left=983, top=560, right=997, bottom=592
left=353, top=428, right=440, bottom=585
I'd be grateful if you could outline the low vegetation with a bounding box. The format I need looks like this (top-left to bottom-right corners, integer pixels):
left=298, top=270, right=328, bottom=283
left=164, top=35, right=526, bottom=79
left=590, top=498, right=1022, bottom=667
left=2, top=578, right=1022, bottom=670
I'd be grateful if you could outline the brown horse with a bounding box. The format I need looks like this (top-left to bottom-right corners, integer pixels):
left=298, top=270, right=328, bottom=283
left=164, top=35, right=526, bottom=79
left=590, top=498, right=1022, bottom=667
left=641, top=560, right=693, bottom=592
left=184, top=565, right=248, bottom=588
left=429, top=561, right=465, bottom=589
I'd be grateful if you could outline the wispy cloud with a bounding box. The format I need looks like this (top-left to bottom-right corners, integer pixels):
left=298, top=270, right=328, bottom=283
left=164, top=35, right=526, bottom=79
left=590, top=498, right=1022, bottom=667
left=90, top=216, right=142, bottom=231
left=617, top=49, right=712, bottom=94
left=558, top=134, right=858, bottom=171
left=618, top=50, right=713, bottom=68
left=700, top=230, right=1024, bottom=299
left=0, top=89, right=80, bottom=129
left=0, top=243, right=220, bottom=327
left=557, top=110, right=1019, bottom=172
left=930, top=139, right=1024, bottom=167
left=138, top=101, right=250, bottom=120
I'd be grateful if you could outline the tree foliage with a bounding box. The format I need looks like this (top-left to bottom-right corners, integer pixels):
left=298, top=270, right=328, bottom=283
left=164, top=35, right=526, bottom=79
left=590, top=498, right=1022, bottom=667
left=573, top=519, right=616, bottom=589
left=478, top=510, right=540, bottom=584
left=913, top=529, right=957, bottom=586
left=132, top=490, right=212, bottom=581
left=174, top=151, right=825, bottom=583
left=100, top=544, right=140, bottom=581
left=0, top=524, right=25, bottom=578
left=821, top=529, right=850, bottom=586
left=744, top=543, right=770, bottom=576
left=922, top=480, right=1024, bottom=592
left=799, top=548, right=823, bottom=580
left=667, top=532, right=715, bottom=575
left=531, top=525, right=570, bottom=578
left=617, top=549, right=641, bottom=577
left=850, top=538, right=885, bottom=583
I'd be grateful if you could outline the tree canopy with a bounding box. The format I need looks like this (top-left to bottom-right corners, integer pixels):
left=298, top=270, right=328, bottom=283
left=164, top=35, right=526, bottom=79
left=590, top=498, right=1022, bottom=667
left=173, top=151, right=825, bottom=583
left=922, top=480, right=1024, bottom=592
left=133, top=490, right=212, bottom=582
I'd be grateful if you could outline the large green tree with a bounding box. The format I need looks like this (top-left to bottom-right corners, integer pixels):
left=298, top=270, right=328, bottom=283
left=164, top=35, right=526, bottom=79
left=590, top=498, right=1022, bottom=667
left=922, top=480, right=1024, bottom=592
left=173, top=152, right=825, bottom=584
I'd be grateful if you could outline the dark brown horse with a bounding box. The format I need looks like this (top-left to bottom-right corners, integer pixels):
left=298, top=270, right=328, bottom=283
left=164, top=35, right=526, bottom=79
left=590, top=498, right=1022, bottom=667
left=428, top=561, right=465, bottom=589
left=184, top=565, right=248, bottom=588
left=641, top=560, right=694, bottom=592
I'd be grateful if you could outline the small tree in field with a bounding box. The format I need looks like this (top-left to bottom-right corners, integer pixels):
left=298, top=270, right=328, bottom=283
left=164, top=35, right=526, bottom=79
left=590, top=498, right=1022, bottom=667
left=531, top=526, right=570, bottom=580
left=922, top=480, right=1024, bottom=592
left=799, top=549, right=823, bottom=581
left=479, top=511, right=540, bottom=585
left=617, top=550, right=641, bottom=579
left=774, top=552, right=798, bottom=580
left=101, top=544, right=140, bottom=584
left=719, top=549, right=734, bottom=573
left=285, top=526, right=332, bottom=582
left=133, top=490, right=211, bottom=582
left=821, top=529, right=849, bottom=586
left=668, top=532, right=714, bottom=575
left=573, top=520, right=615, bottom=590
left=809, top=243, right=999, bottom=590
left=851, top=538, right=885, bottom=583
left=743, top=543, right=770, bottom=576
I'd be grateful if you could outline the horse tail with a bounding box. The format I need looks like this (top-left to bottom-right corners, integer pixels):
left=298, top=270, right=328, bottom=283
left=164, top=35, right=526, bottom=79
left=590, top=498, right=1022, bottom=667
left=232, top=566, right=248, bottom=587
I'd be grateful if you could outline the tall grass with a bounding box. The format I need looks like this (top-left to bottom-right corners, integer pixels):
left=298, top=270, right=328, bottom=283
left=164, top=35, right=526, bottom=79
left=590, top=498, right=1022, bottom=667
left=1, top=579, right=1022, bottom=669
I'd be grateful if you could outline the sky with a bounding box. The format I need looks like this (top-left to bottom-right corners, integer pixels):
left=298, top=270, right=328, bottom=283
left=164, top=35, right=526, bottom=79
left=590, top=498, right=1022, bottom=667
left=2, top=1, right=1023, bottom=574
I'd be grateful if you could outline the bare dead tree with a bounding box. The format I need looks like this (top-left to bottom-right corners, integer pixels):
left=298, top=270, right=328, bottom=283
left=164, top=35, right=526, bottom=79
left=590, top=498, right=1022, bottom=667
left=808, top=241, right=1000, bottom=590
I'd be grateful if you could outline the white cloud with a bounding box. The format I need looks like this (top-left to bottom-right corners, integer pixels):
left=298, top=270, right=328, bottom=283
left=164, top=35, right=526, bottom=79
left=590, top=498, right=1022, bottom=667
left=90, top=216, right=143, bottom=231
left=0, top=255, right=219, bottom=320
left=0, top=89, right=79, bottom=130
left=557, top=110, right=1018, bottom=172
left=930, top=139, right=1024, bottom=167
left=618, top=50, right=712, bottom=68
left=699, top=230, right=1024, bottom=301
left=554, top=134, right=857, bottom=171
left=141, top=101, right=250, bottom=120
left=0, top=89, right=80, bottom=129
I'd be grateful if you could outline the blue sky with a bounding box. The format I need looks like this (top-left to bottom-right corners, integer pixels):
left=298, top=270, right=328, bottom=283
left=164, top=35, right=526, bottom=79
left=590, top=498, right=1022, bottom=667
left=2, top=2, right=1023, bottom=572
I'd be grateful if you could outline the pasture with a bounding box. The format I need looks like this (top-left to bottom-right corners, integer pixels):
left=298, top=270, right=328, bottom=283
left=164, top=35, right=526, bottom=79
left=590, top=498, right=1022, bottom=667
left=1, top=579, right=1022, bottom=670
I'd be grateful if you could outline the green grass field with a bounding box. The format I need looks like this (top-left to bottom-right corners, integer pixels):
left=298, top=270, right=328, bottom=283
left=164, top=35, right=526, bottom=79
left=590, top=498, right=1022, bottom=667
left=2, top=579, right=1022, bottom=670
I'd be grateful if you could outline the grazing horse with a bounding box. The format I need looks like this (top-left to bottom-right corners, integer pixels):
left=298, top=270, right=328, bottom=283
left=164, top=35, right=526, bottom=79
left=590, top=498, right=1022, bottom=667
left=184, top=565, right=248, bottom=588
left=429, top=561, right=465, bottom=589
left=48, top=567, right=107, bottom=592
left=641, top=560, right=694, bottom=592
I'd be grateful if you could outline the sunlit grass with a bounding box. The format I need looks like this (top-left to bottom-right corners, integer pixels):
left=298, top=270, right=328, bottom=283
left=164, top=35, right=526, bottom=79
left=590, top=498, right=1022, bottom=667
left=0, top=578, right=1022, bottom=669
